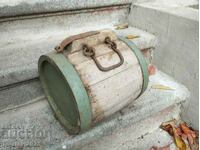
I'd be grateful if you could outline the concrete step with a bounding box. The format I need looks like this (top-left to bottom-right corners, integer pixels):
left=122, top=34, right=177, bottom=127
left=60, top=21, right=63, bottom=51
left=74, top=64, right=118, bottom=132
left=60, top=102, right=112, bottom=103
left=0, top=25, right=156, bottom=87
left=128, top=2, right=199, bottom=129
left=78, top=105, right=178, bottom=150
left=0, top=5, right=129, bottom=87
left=0, top=25, right=156, bottom=112
left=0, top=0, right=132, bottom=18
left=0, top=71, right=189, bottom=150
left=0, top=4, right=129, bottom=111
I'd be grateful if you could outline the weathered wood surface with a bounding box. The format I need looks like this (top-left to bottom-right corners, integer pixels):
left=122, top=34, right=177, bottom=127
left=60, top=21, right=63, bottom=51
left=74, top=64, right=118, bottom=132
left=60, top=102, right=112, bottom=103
left=89, top=65, right=142, bottom=123
left=65, top=30, right=143, bottom=123
left=67, top=42, right=138, bottom=86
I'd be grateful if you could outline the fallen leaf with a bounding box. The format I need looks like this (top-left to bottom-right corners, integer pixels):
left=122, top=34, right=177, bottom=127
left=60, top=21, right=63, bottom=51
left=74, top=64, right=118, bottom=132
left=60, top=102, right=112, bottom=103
left=148, top=64, right=156, bottom=75
left=180, top=123, right=197, bottom=138
left=151, top=84, right=174, bottom=91
left=161, top=124, right=174, bottom=136
left=161, top=121, right=187, bottom=150
left=114, top=23, right=128, bottom=30
left=125, top=35, right=140, bottom=39
left=189, top=140, right=199, bottom=150
left=182, top=133, right=188, bottom=139
left=177, top=127, right=183, bottom=136
left=182, top=137, right=192, bottom=150
left=180, top=123, right=199, bottom=150
left=173, top=128, right=186, bottom=150
left=161, top=121, right=199, bottom=150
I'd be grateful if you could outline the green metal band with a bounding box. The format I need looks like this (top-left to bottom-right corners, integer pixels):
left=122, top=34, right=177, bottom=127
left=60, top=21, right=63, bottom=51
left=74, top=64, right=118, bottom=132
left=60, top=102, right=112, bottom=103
left=118, top=36, right=149, bottom=96
left=38, top=53, right=92, bottom=134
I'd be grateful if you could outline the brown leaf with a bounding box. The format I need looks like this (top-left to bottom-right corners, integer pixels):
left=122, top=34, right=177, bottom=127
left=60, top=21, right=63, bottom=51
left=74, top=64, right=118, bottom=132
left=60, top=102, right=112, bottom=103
left=161, top=121, right=186, bottom=150
left=181, top=133, right=188, bottom=139
left=177, top=127, right=183, bottom=136
left=187, top=133, right=199, bottom=150
left=182, top=137, right=192, bottom=150
left=180, top=123, right=197, bottom=138
left=161, top=124, right=174, bottom=136
left=189, top=140, right=199, bottom=150
left=173, top=127, right=187, bottom=150
left=161, top=121, right=199, bottom=150
left=148, top=64, right=156, bottom=75
left=187, top=134, right=194, bottom=145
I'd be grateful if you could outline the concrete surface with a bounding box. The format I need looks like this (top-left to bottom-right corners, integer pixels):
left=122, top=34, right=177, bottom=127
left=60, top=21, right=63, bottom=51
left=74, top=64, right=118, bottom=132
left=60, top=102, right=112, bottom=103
left=0, top=5, right=129, bottom=87
left=0, top=25, right=156, bottom=112
left=0, top=25, right=156, bottom=87
left=0, top=79, right=43, bottom=112
left=0, top=71, right=189, bottom=150
left=128, top=2, right=199, bottom=129
left=137, top=0, right=198, bottom=7
left=78, top=105, right=179, bottom=150
left=0, top=1, right=196, bottom=149
left=0, top=0, right=198, bottom=18
left=0, top=0, right=132, bottom=18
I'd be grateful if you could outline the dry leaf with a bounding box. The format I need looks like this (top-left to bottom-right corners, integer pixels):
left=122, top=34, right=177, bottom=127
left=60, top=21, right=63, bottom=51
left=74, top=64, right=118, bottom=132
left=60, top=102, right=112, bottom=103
left=161, top=121, right=199, bottom=150
left=182, top=133, right=188, bottom=139
left=151, top=84, right=174, bottom=91
left=161, top=121, right=186, bottom=150
left=180, top=123, right=197, bottom=138
left=180, top=123, right=199, bottom=150
left=114, top=23, right=128, bottom=30
left=187, top=134, right=194, bottom=145
left=173, top=128, right=187, bottom=150
left=161, top=124, right=174, bottom=136
left=182, top=137, right=192, bottom=150
left=189, top=140, right=199, bottom=150
left=177, top=127, right=183, bottom=136
left=148, top=64, right=156, bottom=75
left=161, top=120, right=176, bottom=132
left=125, top=35, right=140, bottom=39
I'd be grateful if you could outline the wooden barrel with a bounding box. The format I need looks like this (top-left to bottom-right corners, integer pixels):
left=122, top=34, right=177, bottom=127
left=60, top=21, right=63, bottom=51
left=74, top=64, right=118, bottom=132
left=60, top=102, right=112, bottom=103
left=38, top=30, right=149, bottom=134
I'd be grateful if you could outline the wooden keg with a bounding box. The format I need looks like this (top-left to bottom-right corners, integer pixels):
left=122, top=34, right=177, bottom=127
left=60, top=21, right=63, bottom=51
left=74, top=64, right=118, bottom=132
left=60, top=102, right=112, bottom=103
left=38, top=30, right=149, bottom=134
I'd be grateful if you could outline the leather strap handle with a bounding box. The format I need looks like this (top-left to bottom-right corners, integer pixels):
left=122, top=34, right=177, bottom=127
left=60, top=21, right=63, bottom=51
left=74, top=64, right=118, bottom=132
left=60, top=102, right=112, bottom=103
left=55, top=31, right=100, bottom=52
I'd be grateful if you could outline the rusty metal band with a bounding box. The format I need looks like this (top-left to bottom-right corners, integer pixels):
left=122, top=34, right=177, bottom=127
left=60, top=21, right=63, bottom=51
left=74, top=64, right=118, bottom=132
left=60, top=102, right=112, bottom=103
left=118, top=36, right=149, bottom=96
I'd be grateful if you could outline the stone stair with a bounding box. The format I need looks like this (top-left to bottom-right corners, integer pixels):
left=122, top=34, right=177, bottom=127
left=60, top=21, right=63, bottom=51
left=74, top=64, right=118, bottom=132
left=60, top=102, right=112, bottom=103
left=0, top=1, right=191, bottom=150
left=0, top=24, right=156, bottom=112
left=0, top=71, right=189, bottom=150
left=0, top=4, right=130, bottom=111
left=128, top=1, right=199, bottom=129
